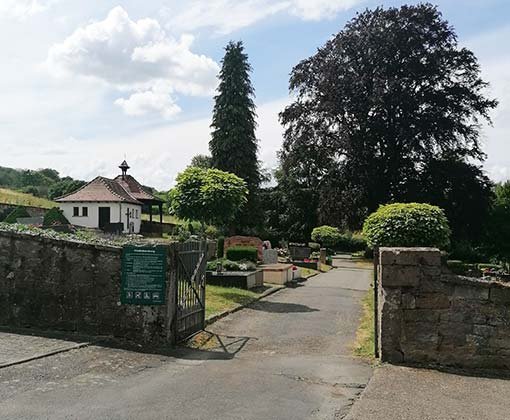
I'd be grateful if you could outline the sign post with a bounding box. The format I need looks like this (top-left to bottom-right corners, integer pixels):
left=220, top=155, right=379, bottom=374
left=121, top=245, right=167, bottom=305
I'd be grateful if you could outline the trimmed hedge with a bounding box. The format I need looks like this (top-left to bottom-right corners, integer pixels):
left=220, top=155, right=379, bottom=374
left=226, top=246, right=258, bottom=262
left=3, top=206, right=30, bottom=223
left=43, top=207, right=70, bottom=226
left=362, top=203, right=451, bottom=249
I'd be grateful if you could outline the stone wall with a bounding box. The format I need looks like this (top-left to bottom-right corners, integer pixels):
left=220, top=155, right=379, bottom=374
left=378, top=247, right=510, bottom=371
left=0, top=230, right=177, bottom=345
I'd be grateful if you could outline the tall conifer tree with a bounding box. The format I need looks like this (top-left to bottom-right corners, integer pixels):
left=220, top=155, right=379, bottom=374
left=210, top=41, right=261, bottom=232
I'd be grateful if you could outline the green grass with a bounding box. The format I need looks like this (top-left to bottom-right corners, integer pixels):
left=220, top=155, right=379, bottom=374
left=300, top=267, right=319, bottom=278
left=0, top=188, right=55, bottom=208
left=141, top=213, right=183, bottom=225
left=205, top=285, right=265, bottom=318
left=353, top=287, right=376, bottom=361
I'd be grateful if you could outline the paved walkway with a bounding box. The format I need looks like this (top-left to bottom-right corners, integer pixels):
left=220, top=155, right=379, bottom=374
left=346, top=364, right=510, bottom=420
left=0, top=332, right=86, bottom=367
left=0, top=264, right=373, bottom=420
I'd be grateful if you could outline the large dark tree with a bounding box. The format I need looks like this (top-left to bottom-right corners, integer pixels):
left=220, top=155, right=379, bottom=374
left=278, top=4, right=497, bottom=241
left=210, top=41, right=261, bottom=232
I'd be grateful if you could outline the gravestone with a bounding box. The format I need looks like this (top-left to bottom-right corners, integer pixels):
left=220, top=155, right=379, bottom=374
left=263, top=249, right=278, bottom=264
left=289, top=245, right=311, bottom=261
left=224, top=236, right=264, bottom=260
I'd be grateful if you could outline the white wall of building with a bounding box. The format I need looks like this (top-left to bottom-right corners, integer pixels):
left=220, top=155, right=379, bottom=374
left=59, top=202, right=142, bottom=233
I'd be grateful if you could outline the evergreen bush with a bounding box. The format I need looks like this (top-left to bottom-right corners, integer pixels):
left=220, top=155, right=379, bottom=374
left=362, top=203, right=451, bottom=249
left=3, top=206, right=30, bottom=223
left=43, top=207, right=69, bottom=226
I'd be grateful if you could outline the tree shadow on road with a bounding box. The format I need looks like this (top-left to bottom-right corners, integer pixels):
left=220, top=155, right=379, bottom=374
left=249, top=300, right=320, bottom=314
left=174, top=330, right=256, bottom=361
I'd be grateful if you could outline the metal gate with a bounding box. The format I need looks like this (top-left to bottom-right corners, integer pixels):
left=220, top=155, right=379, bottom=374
left=175, top=241, right=207, bottom=341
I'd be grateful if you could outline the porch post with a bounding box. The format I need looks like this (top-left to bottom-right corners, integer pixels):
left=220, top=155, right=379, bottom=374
left=149, top=204, right=153, bottom=222
left=159, top=203, right=163, bottom=224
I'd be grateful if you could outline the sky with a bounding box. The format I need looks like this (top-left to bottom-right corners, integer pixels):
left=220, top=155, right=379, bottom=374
left=0, top=0, right=508, bottom=190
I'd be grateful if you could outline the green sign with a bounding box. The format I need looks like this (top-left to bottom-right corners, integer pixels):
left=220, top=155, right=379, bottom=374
left=121, top=245, right=167, bottom=305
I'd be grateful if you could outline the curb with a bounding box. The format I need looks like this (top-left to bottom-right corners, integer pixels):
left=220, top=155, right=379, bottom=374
left=0, top=342, right=89, bottom=369
left=205, top=285, right=286, bottom=326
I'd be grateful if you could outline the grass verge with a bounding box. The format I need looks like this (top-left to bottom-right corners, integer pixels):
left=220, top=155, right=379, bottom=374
left=300, top=267, right=319, bottom=278
left=353, top=287, right=376, bottom=361
left=205, top=285, right=269, bottom=318
left=0, top=188, right=55, bottom=208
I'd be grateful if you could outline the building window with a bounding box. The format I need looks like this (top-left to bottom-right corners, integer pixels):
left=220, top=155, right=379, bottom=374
left=82, top=207, right=88, bottom=217
left=73, top=207, right=79, bottom=217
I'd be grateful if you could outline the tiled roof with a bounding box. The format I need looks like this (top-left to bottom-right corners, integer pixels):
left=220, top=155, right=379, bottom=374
left=113, top=175, right=163, bottom=203
left=55, top=177, right=143, bottom=205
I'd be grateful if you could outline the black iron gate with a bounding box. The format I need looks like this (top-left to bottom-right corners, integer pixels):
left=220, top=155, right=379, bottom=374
left=175, top=241, right=207, bottom=341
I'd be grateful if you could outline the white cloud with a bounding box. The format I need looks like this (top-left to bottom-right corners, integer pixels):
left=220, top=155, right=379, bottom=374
left=465, top=26, right=510, bottom=182
left=290, top=0, right=362, bottom=20
left=0, top=97, right=288, bottom=190
left=45, top=6, right=219, bottom=117
left=161, top=0, right=363, bottom=35
left=0, top=0, right=56, bottom=20
left=115, top=89, right=181, bottom=119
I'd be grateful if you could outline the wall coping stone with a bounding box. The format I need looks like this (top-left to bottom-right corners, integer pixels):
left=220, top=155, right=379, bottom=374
left=0, top=229, right=122, bottom=254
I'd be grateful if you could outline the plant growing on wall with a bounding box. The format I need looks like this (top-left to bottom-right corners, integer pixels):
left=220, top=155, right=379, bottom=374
left=362, top=203, right=451, bottom=249
left=170, top=167, right=248, bottom=233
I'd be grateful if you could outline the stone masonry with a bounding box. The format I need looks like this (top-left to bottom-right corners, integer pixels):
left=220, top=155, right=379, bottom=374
left=0, top=230, right=177, bottom=345
left=378, top=247, right=510, bottom=371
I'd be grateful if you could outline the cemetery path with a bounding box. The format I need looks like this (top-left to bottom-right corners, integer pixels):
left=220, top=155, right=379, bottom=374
left=0, top=261, right=373, bottom=420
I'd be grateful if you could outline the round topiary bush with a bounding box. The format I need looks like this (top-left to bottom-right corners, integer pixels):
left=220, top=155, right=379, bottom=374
left=362, top=203, right=451, bottom=249
left=311, top=225, right=342, bottom=248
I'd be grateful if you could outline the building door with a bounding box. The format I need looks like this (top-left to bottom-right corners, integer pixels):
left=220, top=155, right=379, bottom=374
left=98, top=207, right=110, bottom=230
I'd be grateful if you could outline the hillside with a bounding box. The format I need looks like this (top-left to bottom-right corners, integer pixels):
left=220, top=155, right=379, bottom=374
left=0, top=188, right=56, bottom=208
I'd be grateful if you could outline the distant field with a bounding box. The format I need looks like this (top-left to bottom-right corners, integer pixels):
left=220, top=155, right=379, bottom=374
left=141, top=213, right=182, bottom=225
left=0, top=188, right=55, bottom=208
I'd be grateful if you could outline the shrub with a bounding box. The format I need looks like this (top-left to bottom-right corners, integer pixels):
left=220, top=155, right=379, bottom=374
left=205, top=225, right=219, bottom=239
left=176, top=225, right=191, bottom=242
left=226, top=246, right=258, bottom=262
left=311, top=225, right=342, bottom=248
left=362, top=203, right=451, bottom=249
left=217, top=236, right=225, bottom=258
left=336, top=232, right=367, bottom=252
left=43, top=207, right=69, bottom=226
left=206, top=258, right=256, bottom=272
left=3, top=206, right=30, bottom=223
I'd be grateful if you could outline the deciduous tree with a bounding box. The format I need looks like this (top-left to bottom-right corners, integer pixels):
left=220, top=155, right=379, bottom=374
left=279, top=4, right=497, bottom=240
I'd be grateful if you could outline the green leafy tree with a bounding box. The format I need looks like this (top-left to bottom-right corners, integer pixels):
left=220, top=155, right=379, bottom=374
left=189, top=154, right=212, bottom=169
left=484, top=182, right=510, bottom=270
left=170, top=167, right=248, bottom=233
left=48, top=178, right=86, bottom=200
left=279, top=4, right=497, bottom=239
left=209, top=41, right=261, bottom=232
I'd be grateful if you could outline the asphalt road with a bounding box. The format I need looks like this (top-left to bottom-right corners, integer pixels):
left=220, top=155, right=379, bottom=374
left=0, top=263, right=373, bottom=420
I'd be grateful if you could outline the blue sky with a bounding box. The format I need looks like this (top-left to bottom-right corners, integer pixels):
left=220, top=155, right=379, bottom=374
left=0, top=0, right=508, bottom=190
